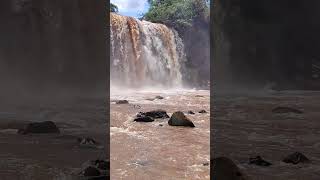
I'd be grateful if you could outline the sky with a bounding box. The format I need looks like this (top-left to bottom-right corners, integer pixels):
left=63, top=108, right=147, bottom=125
left=110, top=0, right=150, bottom=18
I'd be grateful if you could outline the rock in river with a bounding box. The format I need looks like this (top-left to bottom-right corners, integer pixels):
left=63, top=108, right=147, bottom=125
left=282, top=152, right=310, bottom=164
left=134, top=116, right=154, bottom=122
left=116, top=100, right=129, bottom=104
left=212, top=157, right=248, bottom=180
left=17, top=121, right=60, bottom=134
left=137, top=110, right=169, bottom=119
left=272, top=106, right=303, bottom=114
left=249, top=156, right=272, bottom=166
left=168, top=111, right=195, bottom=127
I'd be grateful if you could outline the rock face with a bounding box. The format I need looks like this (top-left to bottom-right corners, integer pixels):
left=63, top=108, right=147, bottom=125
left=168, top=111, right=195, bottom=127
left=212, top=157, right=248, bottom=180
left=283, top=152, right=310, bottom=164
left=18, top=121, right=60, bottom=134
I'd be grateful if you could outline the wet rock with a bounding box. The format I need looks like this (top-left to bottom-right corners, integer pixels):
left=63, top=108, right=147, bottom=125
left=146, top=96, right=164, bottom=101
left=84, top=166, right=101, bottom=177
left=17, top=121, right=60, bottom=134
left=272, top=106, right=303, bottom=114
left=134, top=116, right=154, bottom=122
left=188, top=110, right=195, bottom=114
left=159, top=124, right=163, bottom=127
left=212, top=157, right=248, bottom=180
left=203, top=162, right=209, bottom=166
left=155, top=95, right=164, bottom=99
left=283, top=152, right=310, bottom=164
left=168, top=111, right=195, bottom=127
left=77, top=137, right=103, bottom=149
left=199, top=110, right=207, bottom=113
left=137, top=110, right=169, bottom=119
left=249, top=156, right=272, bottom=166
left=115, top=100, right=129, bottom=104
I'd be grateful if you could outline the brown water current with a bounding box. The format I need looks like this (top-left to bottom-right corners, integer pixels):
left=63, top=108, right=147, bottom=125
left=110, top=90, right=210, bottom=179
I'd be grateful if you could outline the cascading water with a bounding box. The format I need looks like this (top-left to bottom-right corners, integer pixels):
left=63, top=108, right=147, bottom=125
left=110, top=13, right=186, bottom=89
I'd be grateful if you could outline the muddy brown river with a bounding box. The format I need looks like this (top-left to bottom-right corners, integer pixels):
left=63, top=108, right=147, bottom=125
left=110, top=89, right=210, bottom=180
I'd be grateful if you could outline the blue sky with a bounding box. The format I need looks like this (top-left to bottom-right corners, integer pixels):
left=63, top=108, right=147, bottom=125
left=111, top=0, right=150, bottom=18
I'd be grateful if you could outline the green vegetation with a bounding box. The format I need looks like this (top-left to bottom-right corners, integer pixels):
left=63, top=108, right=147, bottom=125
left=110, top=3, right=118, bottom=13
left=144, top=0, right=209, bottom=30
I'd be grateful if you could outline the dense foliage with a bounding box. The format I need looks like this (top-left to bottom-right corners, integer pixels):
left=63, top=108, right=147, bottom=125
left=110, top=3, right=118, bottom=13
left=144, top=0, right=209, bottom=30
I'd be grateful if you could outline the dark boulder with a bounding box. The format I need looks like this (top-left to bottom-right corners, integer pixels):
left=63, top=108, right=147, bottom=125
left=168, top=111, right=195, bottom=127
left=137, top=110, right=169, bottom=119
left=249, top=156, right=272, bottom=166
left=282, top=152, right=310, bottom=164
left=199, top=110, right=207, bottom=113
left=212, top=157, right=248, bottom=180
left=134, top=116, right=154, bottom=122
left=115, top=100, right=129, bottom=104
left=272, top=107, right=303, bottom=114
left=17, top=121, right=60, bottom=134
left=188, top=111, right=195, bottom=114
left=155, top=95, right=164, bottom=99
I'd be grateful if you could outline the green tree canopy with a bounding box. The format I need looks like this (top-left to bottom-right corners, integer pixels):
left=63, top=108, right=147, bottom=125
left=144, top=0, right=209, bottom=30
left=110, top=3, right=118, bottom=13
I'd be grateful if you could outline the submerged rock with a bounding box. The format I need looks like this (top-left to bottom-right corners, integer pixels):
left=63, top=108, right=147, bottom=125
left=249, top=156, right=272, bottom=166
left=134, top=116, right=154, bottom=122
left=272, top=106, right=303, bottom=114
left=283, top=152, right=310, bottom=164
left=212, top=157, right=248, bottom=180
left=146, top=96, right=164, bottom=101
left=168, top=111, right=195, bottom=127
left=115, top=100, right=129, bottom=104
left=17, top=121, right=60, bottom=134
left=137, top=110, right=169, bottom=119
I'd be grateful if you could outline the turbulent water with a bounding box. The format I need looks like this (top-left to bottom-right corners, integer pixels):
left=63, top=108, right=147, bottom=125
left=110, top=89, right=210, bottom=179
left=110, top=13, right=186, bottom=88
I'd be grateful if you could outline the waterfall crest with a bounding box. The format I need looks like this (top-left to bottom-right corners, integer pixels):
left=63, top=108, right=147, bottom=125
left=110, top=13, right=186, bottom=88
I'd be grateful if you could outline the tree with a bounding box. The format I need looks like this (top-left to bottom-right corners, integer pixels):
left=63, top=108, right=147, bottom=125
left=110, top=3, right=118, bottom=13
left=144, top=0, right=209, bottom=31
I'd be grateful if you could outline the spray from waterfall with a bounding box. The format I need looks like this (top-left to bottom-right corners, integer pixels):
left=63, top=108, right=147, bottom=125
left=110, top=13, right=186, bottom=90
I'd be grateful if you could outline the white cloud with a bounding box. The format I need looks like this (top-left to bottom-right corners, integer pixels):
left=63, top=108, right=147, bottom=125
left=111, top=0, right=147, bottom=12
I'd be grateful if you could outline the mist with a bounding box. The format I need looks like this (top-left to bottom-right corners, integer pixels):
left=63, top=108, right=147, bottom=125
left=0, top=0, right=107, bottom=105
left=213, top=0, right=320, bottom=92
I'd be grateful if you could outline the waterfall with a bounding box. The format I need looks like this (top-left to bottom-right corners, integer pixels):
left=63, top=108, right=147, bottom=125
left=110, top=13, right=186, bottom=88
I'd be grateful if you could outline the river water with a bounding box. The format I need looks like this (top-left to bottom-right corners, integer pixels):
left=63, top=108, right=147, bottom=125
left=110, top=89, right=210, bottom=179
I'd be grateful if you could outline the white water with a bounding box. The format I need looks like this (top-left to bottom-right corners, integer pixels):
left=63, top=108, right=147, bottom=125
left=110, top=13, right=186, bottom=88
